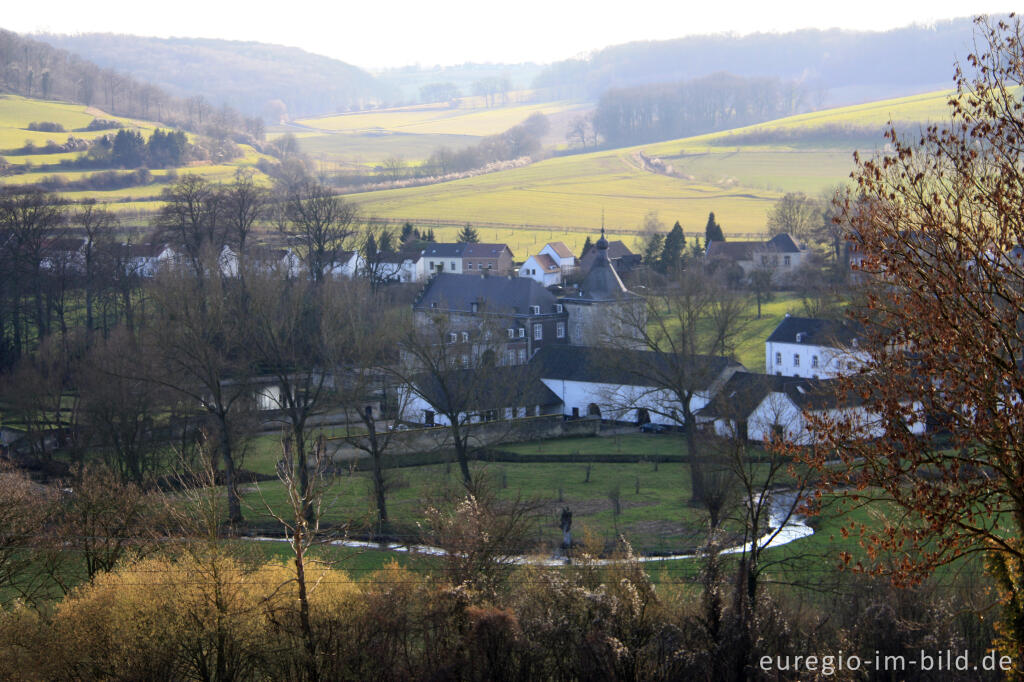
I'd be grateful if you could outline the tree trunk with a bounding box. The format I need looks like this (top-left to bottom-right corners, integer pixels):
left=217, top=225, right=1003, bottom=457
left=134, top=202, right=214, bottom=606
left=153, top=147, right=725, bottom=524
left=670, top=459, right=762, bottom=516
left=365, top=417, right=388, bottom=527
left=685, top=406, right=705, bottom=507
left=219, top=420, right=243, bottom=524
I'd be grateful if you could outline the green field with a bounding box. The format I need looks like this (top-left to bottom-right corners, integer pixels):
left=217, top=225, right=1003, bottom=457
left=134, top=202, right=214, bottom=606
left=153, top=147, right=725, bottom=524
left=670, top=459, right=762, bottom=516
left=0, top=94, right=275, bottom=207
left=344, top=89, right=958, bottom=245
left=292, top=100, right=587, bottom=137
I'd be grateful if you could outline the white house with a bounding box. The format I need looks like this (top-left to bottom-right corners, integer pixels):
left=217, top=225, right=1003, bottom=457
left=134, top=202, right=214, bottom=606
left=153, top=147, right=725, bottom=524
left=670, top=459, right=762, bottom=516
left=699, top=372, right=926, bottom=445
left=539, top=242, right=577, bottom=275
left=518, top=253, right=562, bottom=286
left=397, top=367, right=562, bottom=426
left=533, top=345, right=743, bottom=424
left=765, top=315, right=868, bottom=378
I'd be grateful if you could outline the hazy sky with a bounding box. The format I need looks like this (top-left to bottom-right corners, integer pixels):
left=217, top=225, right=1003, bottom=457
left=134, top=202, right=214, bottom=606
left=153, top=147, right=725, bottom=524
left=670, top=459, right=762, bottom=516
left=6, top=0, right=1014, bottom=69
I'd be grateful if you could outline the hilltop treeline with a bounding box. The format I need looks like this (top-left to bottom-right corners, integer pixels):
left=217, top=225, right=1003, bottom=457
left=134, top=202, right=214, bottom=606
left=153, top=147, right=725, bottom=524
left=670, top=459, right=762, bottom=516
left=0, top=29, right=262, bottom=142
left=36, top=33, right=393, bottom=119
left=592, top=73, right=806, bottom=147
left=533, top=19, right=976, bottom=101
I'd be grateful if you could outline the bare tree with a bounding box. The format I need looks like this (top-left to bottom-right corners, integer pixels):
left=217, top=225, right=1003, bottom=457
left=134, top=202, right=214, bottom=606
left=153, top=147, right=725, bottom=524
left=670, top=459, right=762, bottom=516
left=279, top=180, right=359, bottom=284
left=73, top=200, right=118, bottom=334
left=146, top=263, right=254, bottom=524
left=222, top=169, right=266, bottom=264
left=153, top=174, right=226, bottom=272
left=609, top=270, right=747, bottom=508
left=766, top=192, right=821, bottom=241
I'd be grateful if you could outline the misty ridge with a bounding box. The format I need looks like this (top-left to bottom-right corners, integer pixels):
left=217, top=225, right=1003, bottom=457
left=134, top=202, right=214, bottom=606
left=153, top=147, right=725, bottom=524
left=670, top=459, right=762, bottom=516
left=30, top=18, right=977, bottom=124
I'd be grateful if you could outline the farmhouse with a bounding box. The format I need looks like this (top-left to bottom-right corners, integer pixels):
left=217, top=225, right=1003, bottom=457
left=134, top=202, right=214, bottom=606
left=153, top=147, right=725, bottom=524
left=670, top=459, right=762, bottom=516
left=421, top=242, right=514, bottom=276
left=533, top=344, right=742, bottom=423
left=413, top=272, right=569, bottom=366
left=704, top=233, right=805, bottom=283
left=398, top=366, right=563, bottom=427
left=699, top=371, right=925, bottom=445
left=765, top=315, right=866, bottom=378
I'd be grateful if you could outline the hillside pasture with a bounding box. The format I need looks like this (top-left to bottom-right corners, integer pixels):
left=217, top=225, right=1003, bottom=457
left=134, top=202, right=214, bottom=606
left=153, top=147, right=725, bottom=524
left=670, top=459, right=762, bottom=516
left=293, top=100, right=587, bottom=137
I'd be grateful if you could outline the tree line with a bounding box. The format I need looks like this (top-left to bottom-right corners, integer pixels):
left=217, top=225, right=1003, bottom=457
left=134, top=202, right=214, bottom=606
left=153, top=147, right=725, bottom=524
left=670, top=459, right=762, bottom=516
left=590, top=73, right=807, bottom=147
left=0, top=29, right=263, bottom=143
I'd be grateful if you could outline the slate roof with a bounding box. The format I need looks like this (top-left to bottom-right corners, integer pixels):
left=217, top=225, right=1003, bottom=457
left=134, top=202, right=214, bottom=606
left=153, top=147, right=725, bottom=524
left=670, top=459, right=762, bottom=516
left=532, top=345, right=740, bottom=391
left=410, top=367, right=561, bottom=413
left=414, top=273, right=560, bottom=315
left=569, top=234, right=636, bottom=302
left=463, top=243, right=512, bottom=259
left=766, top=316, right=862, bottom=347
left=705, top=233, right=802, bottom=261
left=422, top=243, right=467, bottom=258
left=699, top=371, right=867, bottom=420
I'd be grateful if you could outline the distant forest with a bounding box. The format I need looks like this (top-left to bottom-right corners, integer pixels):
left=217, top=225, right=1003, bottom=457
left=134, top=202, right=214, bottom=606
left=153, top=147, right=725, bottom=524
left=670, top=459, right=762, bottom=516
left=533, top=18, right=978, bottom=103
left=592, top=72, right=806, bottom=146
left=36, top=34, right=394, bottom=120
left=0, top=30, right=260, bottom=142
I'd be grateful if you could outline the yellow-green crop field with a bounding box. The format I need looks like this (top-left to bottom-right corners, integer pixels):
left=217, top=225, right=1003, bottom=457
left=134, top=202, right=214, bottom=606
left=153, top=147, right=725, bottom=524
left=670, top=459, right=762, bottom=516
left=0, top=94, right=276, bottom=210
left=292, top=100, right=587, bottom=137
left=346, top=89, right=960, bottom=245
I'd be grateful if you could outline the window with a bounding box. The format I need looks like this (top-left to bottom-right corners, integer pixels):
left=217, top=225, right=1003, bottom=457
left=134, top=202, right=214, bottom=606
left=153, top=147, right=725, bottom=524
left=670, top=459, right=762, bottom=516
left=507, top=350, right=516, bottom=365
left=556, top=304, right=563, bottom=313
left=431, top=302, right=437, bottom=309
left=775, top=352, right=782, bottom=365
left=783, top=255, right=791, bottom=266
left=487, top=264, right=492, bottom=269
left=574, top=325, right=582, bottom=342
left=507, top=328, right=514, bottom=338
left=429, top=261, right=435, bottom=270
left=461, top=331, right=469, bottom=343
left=811, top=355, right=819, bottom=368
left=518, top=328, right=525, bottom=338
left=530, top=305, right=540, bottom=315
left=450, top=261, right=456, bottom=270
left=793, top=354, right=800, bottom=367
left=471, top=302, right=478, bottom=313
left=467, top=262, right=474, bottom=269
left=448, top=333, right=457, bottom=344
left=556, top=322, right=565, bottom=338
left=534, top=323, right=542, bottom=340
left=461, top=354, right=469, bottom=368
left=518, top=348, right=527, bottom=363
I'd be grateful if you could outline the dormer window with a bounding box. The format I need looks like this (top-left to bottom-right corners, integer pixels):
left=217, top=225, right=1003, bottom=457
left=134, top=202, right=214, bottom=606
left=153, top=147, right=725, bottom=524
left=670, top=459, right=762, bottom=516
left=555, top=304, right=563, bottom=313
left=507, top=328, right=514, bottom=338
left=518, top=328, right=525, bottom=338
left=471, top=302, right=479, bottom=313
left=461, top=331, right=469, bottom=343
left=795, top=332, right=805, bottom=343
left=448, top=333, right=457, bottom=344
left=530, top=305, right=540, bottom=315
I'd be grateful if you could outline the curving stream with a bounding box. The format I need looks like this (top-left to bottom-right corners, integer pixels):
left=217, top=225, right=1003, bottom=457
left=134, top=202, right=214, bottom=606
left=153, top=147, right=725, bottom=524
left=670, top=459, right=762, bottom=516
left=251, top=495, right=814, bottom=566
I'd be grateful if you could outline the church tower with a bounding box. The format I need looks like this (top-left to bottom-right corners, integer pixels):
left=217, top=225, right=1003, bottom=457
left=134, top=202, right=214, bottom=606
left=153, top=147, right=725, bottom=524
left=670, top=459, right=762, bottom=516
left=561, top=228, right=644, bottom=347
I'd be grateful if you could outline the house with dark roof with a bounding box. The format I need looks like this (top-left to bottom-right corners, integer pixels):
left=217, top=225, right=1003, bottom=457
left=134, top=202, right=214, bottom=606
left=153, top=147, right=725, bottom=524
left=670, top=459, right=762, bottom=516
left=533, top=344, right=743, bottom=423
left=765, top=315, right=867, bottom=378
left=398, top=366, right=562, bottom=426
left=413, top=273, right=569, bottom=365
left=463, top=243, right=514, bottom=275
left=578, top=238, right=641, bottom=275
left=420, top=242, right=514, bottom=276
left=698, top=371, right=924, bottom=444
left=705, top=233, right=805, bottom=283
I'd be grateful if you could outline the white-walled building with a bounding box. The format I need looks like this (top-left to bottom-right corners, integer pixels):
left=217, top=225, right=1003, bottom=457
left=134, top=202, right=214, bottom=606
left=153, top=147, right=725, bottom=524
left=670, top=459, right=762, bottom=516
left=765, top=315, right=868, bottom=378
left=533, top=345, right=742, bottom=424
left=519, top=253, right=562, bottom=286
left=699, top=372, right=925, bottom=445
left=539, top=241, right=577, bottom=275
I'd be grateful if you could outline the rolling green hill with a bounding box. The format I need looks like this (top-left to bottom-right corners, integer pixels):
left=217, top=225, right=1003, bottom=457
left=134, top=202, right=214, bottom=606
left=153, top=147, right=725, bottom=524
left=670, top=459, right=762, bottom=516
left=343, top=89, right=956, bottom=254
